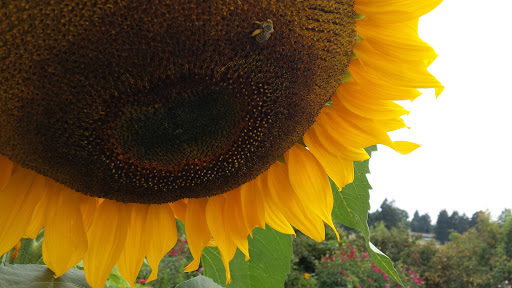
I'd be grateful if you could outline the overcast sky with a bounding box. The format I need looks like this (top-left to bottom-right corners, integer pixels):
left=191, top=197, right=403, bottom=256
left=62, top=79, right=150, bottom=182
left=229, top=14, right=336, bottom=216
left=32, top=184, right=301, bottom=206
left=367, top=0, right=512, bottom=222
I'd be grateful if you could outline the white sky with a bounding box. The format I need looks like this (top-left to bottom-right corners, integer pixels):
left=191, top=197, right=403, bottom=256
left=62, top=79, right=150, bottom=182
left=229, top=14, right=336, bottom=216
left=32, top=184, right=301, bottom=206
left=368, top=0, right=512, bottom=222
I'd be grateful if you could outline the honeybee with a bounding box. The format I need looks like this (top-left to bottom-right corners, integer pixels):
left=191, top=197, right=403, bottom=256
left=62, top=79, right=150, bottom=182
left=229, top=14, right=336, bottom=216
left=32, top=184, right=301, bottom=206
left=252, top=19, right=274, bottom=43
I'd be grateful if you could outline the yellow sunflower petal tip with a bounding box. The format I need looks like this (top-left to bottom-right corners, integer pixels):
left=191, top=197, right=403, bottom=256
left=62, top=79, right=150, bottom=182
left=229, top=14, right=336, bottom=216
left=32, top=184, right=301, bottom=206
left=391, top=141, right=422, bottom=155
left=435, top=85, right=445, bottom=97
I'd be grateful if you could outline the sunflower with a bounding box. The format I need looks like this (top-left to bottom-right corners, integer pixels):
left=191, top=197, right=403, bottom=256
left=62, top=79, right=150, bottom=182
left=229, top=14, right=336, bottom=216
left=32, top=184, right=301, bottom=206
left=0, top=0, right=442, bottom=287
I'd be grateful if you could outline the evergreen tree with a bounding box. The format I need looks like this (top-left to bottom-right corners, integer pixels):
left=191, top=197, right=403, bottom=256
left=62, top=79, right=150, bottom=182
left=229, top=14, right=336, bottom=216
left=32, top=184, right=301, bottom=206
left=368, top=199, right=409, bottom=229
left=435, top=210, right=451, bottom=244
left=411, top=211, right=421, bottom=232
left=454, top=212, right=470, bottom=233
left=420, top=213, right=433, bottom=233
left=411, top=210, right=432, bottom=233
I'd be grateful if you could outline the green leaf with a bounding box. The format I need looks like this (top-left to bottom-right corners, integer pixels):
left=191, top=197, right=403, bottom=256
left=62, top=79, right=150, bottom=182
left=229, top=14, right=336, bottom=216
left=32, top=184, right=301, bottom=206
left=331, top=145, right=403, bottom=285
left=201, top=226, right=293, bottom=288
left=0, top=264, right=102, bottom=288
left=105, top=266, right=131, bottom=288
left=175, top=276, right=223, bottom=288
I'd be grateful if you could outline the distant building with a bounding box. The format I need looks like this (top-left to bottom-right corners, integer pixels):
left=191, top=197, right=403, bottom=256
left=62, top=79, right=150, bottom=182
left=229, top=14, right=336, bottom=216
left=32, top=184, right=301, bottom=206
left=410, top=232, right=435, bottom=242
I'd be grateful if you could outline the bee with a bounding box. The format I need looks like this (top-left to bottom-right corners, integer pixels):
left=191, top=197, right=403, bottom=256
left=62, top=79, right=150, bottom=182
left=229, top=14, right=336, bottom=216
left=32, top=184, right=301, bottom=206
left=252, top=19, right=274, bottom=43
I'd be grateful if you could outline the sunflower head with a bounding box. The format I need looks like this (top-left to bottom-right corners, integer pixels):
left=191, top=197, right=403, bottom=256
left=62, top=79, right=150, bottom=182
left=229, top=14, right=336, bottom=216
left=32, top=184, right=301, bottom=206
left=0, top=0, right=443, bottom=287
left=0, top=0, right=356, bottom=204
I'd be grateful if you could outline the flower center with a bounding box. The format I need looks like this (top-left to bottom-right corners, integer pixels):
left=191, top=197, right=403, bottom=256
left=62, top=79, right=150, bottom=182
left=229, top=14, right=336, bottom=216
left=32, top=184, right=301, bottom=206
left=0, top=0, right=356, bottom=203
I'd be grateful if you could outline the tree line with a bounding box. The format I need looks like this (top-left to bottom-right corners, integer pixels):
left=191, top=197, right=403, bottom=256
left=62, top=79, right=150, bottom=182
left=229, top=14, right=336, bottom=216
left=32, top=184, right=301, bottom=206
left=368, top=198, right=490, bottom=244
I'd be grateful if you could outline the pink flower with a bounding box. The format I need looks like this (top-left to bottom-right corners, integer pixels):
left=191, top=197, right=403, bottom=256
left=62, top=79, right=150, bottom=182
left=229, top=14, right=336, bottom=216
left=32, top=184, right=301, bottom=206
left=385, top=284, right=390, bottom=288
left=347, top=242, right=351, bottom=248
left=348, top=248, right=355, bottom=259
left=340, top=270, right=345, bottom=275
left=330, top=255, right=334, bottom=261
left=368, top=279, right=373, bottom=283
left=138, top=279, right=147, bottom=284
left=362, top=253, right=369, bottom=258
left=342, top=255, right=346, bottom=262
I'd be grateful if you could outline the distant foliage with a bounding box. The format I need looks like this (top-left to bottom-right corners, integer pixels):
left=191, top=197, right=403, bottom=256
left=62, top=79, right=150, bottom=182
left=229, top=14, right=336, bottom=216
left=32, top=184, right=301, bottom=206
left=368, top=199, right=409, bottom=230
left=410, top=211, right=432, bottom=233
left=424, top=212, right=512, bottom=287
left=434, top=210, right=475, bottom=244
left=500, top=209, right=512, bottom=259
left=434, top=210, right=451, bottom=244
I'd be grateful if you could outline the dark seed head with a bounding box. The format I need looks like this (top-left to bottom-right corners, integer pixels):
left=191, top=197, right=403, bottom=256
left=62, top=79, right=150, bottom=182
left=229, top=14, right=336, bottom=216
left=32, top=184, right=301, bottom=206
left=0, top=0, right=356, bottom=203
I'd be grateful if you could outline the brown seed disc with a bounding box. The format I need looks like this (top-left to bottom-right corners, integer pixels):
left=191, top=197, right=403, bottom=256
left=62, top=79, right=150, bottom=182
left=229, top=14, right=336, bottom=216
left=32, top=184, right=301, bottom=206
left=0, top=0, right=356, bottom=203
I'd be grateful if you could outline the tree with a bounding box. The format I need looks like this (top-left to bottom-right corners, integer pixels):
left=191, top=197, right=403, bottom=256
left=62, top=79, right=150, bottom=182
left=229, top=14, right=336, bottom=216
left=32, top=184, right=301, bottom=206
left=425, top=213, right=507, bottom=287
left=498, top=209, right=512, bottom=258
left=411, top=211, right=421, bottom=232
left=421, top=214, right=433, bottom=233
left=435, top=210, right=451, bottom=244
left=368, top=199, right=409, bottom=229
left=470, top=211, right=482, bottom=228
left=411, top=210, right=432, bottom=233
left=498, top=209, right=512, bottom=225
left=450, top=211, right=470, bottom=234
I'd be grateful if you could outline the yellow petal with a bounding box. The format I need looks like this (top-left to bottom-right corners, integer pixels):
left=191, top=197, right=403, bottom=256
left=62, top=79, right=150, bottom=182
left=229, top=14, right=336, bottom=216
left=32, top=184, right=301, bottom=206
left=11, top=240, right=21, bottom=259
left=24, top=179, right=50, bottom=239
left=170, top=200, right=188, bottom=223
left=306, top=122, right=370, bottom=161
left=206, top=195, right=237, bottom=283
left=285, top=144, right=339, bottom=240
left=266, top=162, right=325, bottom=241
left=348, top=60, right=422, bottom=101
left=335, top=81, right=409, bottom=119
left=304, top=129, right=357, bottom=189
left=376, top=118, right=407, bottom=132
left=80, top=194, right=98, bottom=232
left=223, top=188, right=250, bottom=260
left=145, top=204, right=178, bottom=282
left=42, top=185, right=88, bottom=277
left=240, top=179, right=266, bottom=235
left=355, top=0, right=443, bottom=23
left=83, top=200, right=131, bottom=288
left=0, top=155, right=13, bottom=191
left=390, top=141, right=421, bottom=155
left=357, top=19, right=438, bottom=65
left=116, top=204, right=150, bottom=287
left=0, top=167, right=40, bottom=255
left=258, top=171, right=295, bottom=235
left=354, top=40, right=444, bottom=96
left=183, top=198, right=211, bottom=272
left=322, top=106, right=392, bottom=149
